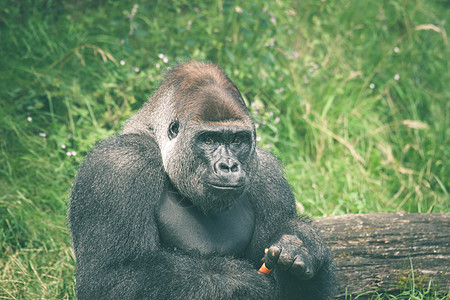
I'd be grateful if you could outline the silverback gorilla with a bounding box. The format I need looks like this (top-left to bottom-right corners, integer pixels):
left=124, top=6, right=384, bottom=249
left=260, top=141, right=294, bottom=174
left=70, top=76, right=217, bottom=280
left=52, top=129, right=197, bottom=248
left=69, top=61, right=335, bottom=299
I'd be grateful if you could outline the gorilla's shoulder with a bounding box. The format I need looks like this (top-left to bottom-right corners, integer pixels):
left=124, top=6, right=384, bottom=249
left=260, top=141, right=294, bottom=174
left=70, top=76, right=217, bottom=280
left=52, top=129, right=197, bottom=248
left=249, top=147, right=296, bottom=215
left=94, top=133, right=159, bottom=152
left=255, top=147, right=283, bottom=171
left=81, top=133, right=162, bottom=173
left=252, top=147, right=290, bottom=189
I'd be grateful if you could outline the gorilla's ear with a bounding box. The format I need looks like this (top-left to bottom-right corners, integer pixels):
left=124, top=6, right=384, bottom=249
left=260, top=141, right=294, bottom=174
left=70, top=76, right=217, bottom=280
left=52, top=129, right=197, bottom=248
left=168, top=120, right=179, bottom=140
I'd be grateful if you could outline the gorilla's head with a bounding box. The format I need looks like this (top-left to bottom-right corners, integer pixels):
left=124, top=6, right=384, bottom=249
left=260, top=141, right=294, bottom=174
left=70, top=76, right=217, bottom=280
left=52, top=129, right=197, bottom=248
left=123, top=61, right=257, bottom=215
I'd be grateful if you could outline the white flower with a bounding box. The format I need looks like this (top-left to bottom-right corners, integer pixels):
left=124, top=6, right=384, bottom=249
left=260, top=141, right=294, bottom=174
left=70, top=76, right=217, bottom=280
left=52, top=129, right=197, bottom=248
left=120, top=60, right=126, bottom=66
left=134, top=67, right=140, bottom=73
left=61, top=144, right=66, bottom=149
left=39, top=132, right=46, bottom=138
left=394, top=74, right=400, bottom=81
left=394, top=47, right=400, bottom=53
left=369, top=83, right=375, bottom=89
left=158, top=53, right=169, bottom=63
left=27, top=116, right=32, bottom=122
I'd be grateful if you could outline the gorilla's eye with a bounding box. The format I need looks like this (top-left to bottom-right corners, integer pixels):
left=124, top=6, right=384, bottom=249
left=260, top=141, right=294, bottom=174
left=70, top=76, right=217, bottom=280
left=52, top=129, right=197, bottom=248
left=232, top=137, right=242, bottom=145
left=168, top=120, right=179, bottom=140
left=205, top=137, right=215, bottom=145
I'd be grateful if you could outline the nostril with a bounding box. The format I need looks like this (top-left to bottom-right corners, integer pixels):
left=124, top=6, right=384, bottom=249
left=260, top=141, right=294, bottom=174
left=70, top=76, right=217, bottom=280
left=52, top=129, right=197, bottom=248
left=215, top=160, right=241, bottom=175
left=219, top=162, right=230, bottom=173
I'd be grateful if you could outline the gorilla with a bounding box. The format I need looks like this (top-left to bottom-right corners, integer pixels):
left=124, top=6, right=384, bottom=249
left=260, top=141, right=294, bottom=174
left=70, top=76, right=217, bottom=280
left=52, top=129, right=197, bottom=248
left=69, top=61, right=335, bottom=299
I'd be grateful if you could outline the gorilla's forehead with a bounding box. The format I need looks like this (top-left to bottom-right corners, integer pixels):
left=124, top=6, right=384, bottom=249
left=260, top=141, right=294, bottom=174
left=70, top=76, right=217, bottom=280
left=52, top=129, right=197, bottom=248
left=172, top=86, right=249, bottom=124
left=191, top=122, right=252, bottom=133
left=193, top=97, right=248, bottom=122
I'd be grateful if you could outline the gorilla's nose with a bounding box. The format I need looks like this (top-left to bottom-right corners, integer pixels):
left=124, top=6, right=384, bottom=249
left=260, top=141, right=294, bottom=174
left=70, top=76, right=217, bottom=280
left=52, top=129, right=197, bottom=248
left=213, top=159, right=245, bottom=186
left=216, top=159, right=240, bottom=174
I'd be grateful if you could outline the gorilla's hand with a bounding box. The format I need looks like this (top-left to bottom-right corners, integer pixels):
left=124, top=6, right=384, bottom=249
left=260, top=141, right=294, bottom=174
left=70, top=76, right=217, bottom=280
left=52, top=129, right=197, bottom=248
left=264, top=234, right=314, bottom=280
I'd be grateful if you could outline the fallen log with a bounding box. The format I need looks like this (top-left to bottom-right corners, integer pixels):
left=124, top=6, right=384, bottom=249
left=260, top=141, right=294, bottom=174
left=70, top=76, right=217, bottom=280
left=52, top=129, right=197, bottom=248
left=314, top=213, right=450, bottom=298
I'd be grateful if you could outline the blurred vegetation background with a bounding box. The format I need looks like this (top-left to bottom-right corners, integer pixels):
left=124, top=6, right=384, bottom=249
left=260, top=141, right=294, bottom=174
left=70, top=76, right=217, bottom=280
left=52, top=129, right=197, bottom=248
left=0, top=0, right=448, bottom=298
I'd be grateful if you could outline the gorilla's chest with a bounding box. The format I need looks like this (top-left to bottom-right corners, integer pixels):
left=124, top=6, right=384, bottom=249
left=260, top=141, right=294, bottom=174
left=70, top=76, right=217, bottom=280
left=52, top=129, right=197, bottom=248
left=156, top=185, right=255, bottom=257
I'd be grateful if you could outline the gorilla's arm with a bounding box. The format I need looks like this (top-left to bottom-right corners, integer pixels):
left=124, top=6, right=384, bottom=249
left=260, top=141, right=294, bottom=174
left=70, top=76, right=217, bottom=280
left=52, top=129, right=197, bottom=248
left=246, top=149, right=335, bottom=300
left=69, top=134, right=275, bottom=300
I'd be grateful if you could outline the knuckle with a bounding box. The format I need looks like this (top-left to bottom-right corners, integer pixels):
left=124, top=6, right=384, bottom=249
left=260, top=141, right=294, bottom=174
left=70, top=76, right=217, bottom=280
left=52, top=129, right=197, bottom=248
left=278, top=254, right=294, bottom=271
left=291, top=256, right=315, bottom=280
left=293, top=257, right=306, bottom=270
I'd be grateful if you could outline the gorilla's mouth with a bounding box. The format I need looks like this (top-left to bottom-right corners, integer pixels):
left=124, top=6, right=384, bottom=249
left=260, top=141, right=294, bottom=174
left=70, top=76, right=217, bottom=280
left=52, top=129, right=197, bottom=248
left=207, top=183, right=245, bottom=191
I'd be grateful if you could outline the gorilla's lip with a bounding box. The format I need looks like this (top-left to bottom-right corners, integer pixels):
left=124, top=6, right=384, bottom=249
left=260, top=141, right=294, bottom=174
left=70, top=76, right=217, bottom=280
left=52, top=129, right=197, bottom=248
left=207, top=183, right=245, bottom=190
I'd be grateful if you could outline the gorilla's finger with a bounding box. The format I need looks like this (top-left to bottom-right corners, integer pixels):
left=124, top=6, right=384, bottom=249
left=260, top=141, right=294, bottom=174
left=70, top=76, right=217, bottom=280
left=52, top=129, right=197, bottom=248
left=289, top=257, right=306, bottom=276
left=290, top=256, right=314, bottom=280
left=264, top=246, right=281, bottom=269
left=277, top=252, right=295, bottom=271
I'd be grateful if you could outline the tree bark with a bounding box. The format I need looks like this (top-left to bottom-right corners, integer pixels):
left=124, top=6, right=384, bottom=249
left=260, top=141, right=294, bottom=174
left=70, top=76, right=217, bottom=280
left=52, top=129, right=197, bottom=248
left=314, top=213, right=450, bottom=298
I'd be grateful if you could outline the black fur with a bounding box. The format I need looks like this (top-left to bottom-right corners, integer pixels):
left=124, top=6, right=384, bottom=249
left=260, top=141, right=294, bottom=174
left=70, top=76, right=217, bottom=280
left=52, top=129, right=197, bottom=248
left=69, top=61, right=335, bottom=299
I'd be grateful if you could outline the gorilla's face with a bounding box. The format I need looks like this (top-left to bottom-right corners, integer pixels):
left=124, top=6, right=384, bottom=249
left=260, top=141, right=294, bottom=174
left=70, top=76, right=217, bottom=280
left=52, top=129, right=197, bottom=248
left=151, top=62, right=257, bottom=215
left=164, top=119, right=256, bottom=216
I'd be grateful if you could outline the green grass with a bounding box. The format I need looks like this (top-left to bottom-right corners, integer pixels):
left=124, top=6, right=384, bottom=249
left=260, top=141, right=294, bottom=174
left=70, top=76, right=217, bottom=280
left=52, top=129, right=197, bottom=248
left=0, top=0, right=448, bottom=298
